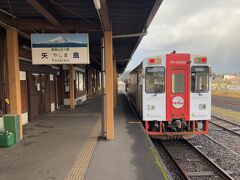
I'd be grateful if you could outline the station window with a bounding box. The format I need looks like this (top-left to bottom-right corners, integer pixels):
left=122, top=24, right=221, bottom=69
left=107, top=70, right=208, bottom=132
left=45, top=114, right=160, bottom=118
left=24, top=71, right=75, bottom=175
left=75, top=71, right=85, bottom=92
left=191, top=66, right=209, bottom=93
left=32, top=73, right=41, bottom=92
left=145, top=67, right=165, bottom=93
left=172, top=74, right=184, bottom=93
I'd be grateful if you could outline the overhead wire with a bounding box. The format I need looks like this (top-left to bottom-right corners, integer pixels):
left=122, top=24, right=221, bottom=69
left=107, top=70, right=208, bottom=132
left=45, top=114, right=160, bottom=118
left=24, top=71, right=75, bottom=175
left=0, top=8, right=17, bottom=19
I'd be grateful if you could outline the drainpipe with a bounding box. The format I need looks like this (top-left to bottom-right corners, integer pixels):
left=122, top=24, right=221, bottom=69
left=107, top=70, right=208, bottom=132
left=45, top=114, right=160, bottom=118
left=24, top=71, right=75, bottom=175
left=101, top=37, right=106, bottom=138
left=93, top=0, right=104, bottom=31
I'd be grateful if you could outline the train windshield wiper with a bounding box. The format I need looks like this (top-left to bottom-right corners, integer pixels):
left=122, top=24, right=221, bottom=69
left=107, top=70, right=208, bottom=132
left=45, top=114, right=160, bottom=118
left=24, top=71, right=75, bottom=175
left=154, top=89, right=159, bottom=96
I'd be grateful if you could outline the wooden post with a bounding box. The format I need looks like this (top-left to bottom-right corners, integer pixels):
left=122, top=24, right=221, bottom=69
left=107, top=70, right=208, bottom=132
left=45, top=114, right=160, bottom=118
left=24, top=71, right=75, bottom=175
left=69, top=65, right=75, bottom=109
left=115, top=67, right=118, bottom=104
left=113, top=56, right=117, bottom=108
left=104, top=31, right=114, bottom=140
left=6, top=28, right=23, bottom=139
left=116, top=74, right=118, bottom=95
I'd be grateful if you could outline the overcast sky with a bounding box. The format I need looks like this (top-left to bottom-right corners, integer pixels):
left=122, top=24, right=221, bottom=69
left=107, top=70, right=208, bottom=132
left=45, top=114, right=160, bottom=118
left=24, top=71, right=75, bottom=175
left=125, top=0, right=240, bottom=74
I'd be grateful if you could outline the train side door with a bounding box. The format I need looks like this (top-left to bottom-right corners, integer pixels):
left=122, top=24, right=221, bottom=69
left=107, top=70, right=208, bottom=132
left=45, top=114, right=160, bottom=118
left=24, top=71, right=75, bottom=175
left=166, top=54, right=190, bottom=121
left=137, top=73, right=143, bottom=118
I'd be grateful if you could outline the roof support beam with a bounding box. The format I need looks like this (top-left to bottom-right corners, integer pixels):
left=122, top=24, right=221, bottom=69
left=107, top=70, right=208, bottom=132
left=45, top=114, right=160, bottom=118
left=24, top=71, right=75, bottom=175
left=16, top=18, right=100, bottom=32
left=126, top=0, right=163, bottom=71
left=25, top=0, right=61, bottom=26
left=98, top=0, right=111, bottom=31
left=113, top=31, right=147, bottom=39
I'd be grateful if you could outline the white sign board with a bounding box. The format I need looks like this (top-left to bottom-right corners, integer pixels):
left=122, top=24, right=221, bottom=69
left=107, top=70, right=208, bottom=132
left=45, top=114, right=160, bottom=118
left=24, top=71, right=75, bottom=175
left=31, top=33, right=89, bottom=64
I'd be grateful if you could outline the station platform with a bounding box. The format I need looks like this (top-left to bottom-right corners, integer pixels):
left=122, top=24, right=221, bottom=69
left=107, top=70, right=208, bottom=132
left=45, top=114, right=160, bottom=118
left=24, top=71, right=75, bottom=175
left=0, top=93, right=167, bottom=180
left=85, top=93, right=167, bottom=180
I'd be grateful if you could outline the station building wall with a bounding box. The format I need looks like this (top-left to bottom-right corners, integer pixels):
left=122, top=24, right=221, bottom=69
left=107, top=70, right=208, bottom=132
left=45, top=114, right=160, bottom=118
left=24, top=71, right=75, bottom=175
left=0, top=29, right=101, bottom=130
left=62, top=65, right=87, bottom=105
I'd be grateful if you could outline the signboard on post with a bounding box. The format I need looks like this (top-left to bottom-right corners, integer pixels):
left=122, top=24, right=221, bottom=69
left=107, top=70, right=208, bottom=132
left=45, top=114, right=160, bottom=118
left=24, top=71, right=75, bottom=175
left=31, top=33, right=90, bottom=64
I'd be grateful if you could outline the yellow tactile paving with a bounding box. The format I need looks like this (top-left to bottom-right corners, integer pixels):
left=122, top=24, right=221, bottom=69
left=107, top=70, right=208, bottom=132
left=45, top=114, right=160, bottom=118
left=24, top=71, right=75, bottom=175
left=66, top=115, right=101, bottom=180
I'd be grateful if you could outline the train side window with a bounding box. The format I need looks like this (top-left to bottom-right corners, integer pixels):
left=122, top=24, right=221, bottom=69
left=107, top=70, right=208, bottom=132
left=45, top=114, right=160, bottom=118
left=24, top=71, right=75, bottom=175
left=191, top=66, right=209, bottom=93
left=145, top=67, right=165, bottom=93
left=172, top=74, right=184, bottom=93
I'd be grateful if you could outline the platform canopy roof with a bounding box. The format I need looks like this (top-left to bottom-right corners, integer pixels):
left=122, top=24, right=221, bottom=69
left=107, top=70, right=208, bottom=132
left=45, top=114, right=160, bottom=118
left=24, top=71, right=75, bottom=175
left=0, top=0, right=162, bottom=73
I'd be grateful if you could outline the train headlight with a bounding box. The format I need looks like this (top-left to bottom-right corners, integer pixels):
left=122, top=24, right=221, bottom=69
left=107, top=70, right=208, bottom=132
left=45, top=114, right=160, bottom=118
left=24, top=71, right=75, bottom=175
left=194, top=57, right=207, bottom=64
left=199, top=104, right=206, bottom=110
left=196, top=121, right=203, bottom=130
left=148, top=105, right=155, bottom=111
left=148, top=58, right=161, bottom=65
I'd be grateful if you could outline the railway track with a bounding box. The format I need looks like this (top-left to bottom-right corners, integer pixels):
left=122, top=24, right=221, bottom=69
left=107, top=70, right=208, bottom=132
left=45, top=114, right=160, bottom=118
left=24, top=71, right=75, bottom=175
left=210, top=115, right=240, bottom=136
left=158, top=139, right=233, bottom=180
left=203, top=115, right=240, bottom=157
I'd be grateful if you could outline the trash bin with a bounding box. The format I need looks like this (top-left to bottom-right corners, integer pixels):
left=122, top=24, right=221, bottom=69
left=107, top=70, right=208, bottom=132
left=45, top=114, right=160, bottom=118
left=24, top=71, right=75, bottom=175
left=3, top=114, right=20, bottom=143
left=0, top=131, right=15, bottom=147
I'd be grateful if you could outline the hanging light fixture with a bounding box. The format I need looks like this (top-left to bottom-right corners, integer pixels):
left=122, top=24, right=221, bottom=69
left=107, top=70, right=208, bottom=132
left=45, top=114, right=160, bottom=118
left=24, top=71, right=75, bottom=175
left=93, top=0, right=101, bottom=10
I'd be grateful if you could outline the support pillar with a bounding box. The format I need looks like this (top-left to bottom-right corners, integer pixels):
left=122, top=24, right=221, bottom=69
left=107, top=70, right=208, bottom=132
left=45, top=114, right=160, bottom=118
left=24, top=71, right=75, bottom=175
left=69, top=65, right=75, bottom=109
left=6, top=28, right=23, bottom=139
left=104, top=31, right=114, bottom=140
left=113, top=56, right=117, bottom=108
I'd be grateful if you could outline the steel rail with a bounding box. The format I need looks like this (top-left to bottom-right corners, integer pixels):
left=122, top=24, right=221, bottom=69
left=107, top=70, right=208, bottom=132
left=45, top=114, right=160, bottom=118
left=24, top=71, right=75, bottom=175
left=160, top=141, right=190, bottom=180
left=211, top=115, right=240, bottom=127
left=185, top=140, right=233, bottom=180
left=209, top=121, right=240, bottom=136
left=210, top=116, right=240, bottom=136
left=203, top=134, right=240, bottom=158
left=160, top=140, right=233, bottom=180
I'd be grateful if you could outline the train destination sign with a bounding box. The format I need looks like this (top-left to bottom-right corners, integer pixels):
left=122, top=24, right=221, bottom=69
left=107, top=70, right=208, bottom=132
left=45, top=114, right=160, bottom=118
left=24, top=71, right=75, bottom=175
left=31, top=33, right=90, bottom=64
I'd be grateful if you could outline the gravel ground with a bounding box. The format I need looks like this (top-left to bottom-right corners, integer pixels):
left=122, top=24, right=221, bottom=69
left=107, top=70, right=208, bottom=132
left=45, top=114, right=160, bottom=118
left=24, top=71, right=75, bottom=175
left=208, top=123, right=240, bottom=155
left=189, top=135, right=240, bottom=179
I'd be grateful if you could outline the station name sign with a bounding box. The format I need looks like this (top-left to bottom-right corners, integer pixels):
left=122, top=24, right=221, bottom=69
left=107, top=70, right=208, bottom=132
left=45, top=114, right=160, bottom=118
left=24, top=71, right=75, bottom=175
left=31, top=33, right=90, bottom=64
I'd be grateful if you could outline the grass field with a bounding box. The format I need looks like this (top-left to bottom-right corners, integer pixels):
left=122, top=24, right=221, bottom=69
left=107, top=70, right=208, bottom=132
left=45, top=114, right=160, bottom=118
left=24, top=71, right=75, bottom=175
left=212, top=89, right=240, bottom=98
left=212, top=106, right=240, bottom=124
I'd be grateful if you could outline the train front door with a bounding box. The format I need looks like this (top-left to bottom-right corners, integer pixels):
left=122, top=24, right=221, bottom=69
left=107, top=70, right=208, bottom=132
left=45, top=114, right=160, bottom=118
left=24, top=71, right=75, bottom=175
left=166, top=54, right=190, bottom=121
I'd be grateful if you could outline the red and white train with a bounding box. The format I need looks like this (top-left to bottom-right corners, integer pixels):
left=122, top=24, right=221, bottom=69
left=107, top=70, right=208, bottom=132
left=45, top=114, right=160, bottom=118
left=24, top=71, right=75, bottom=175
left=126, top=53, right=211, bottom=138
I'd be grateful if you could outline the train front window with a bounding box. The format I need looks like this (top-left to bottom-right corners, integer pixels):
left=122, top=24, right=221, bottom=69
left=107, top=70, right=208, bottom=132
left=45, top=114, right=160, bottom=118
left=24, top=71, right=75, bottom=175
left=172, top=74, right=184, bottom=93
left=145, top=67, right=165, bottom=93
left=191, top=66, right=209, bottom=93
